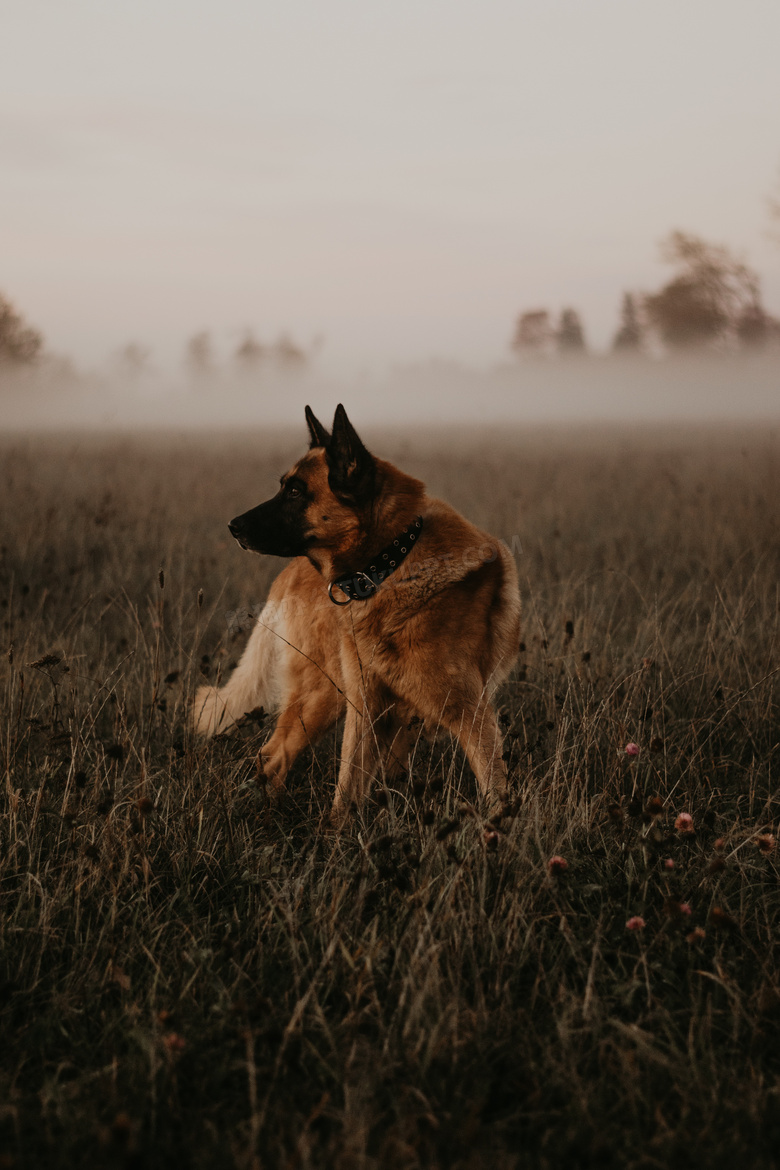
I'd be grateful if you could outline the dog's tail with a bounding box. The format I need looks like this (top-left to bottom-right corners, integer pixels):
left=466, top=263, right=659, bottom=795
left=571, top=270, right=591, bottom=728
left=193, top=601, right=287, bottom=737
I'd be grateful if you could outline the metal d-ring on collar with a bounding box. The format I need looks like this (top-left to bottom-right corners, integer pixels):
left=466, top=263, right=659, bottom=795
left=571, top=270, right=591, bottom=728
left=327, top=516, right=423, bottom=606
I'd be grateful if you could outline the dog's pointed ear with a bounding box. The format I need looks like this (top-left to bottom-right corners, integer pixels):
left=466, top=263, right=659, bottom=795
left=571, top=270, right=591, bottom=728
left=327, top=404, right=376, bottom=500
left=304, top=405, right=331, bottom=449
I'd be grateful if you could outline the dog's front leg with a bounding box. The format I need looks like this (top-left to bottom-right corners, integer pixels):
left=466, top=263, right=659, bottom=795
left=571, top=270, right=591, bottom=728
left=329, top=701, right=382, bottom=828
left=448, top=699, right=509, bottom=818
left=260, top=685, right=344, bottom=797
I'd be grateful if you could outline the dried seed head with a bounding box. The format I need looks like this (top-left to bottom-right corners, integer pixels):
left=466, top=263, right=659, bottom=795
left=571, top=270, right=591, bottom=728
left=369, top=834, right=394, bottom=853
left=710, top=906, right=738, bottom=931
left=755, top=834, right=776, bottom=854
left=646, top=796, right=664, bottom=817
left=29, top=653, right=62, bottom=669
left=687, top=927, right=706, bottom=944
left=109, top=963, right=131, bottom=991
left=111, top=1112, right=132, bottom=1146
left=625, top=742, right=640, bottom=757
left=484, top=828, right=500, bottom=851
left=547, top=855, right=568, bottom=875
left=675, top=812, right=694, bottom=834
left=162, top=1032, right=186, bottom=1055
left=626, top=916, right=646, bottom=931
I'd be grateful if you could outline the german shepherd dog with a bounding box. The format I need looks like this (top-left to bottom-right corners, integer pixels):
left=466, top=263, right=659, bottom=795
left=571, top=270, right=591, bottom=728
left=194, top=405, right=521, bottom=826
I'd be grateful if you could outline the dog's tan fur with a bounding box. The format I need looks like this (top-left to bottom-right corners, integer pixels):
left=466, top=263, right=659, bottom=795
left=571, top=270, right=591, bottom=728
left=194, top=408, right=521, bottom=825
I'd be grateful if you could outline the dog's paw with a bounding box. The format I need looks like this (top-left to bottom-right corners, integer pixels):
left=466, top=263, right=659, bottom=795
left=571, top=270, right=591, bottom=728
left=486, top=791, right=509, bottom=823
left=256, top=751, right=287, bottom=801
left=328, top=799, right=352, bottom=832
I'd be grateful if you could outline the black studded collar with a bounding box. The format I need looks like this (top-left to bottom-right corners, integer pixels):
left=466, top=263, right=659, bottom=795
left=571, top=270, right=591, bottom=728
left=327, top=517, right=424, bottom=605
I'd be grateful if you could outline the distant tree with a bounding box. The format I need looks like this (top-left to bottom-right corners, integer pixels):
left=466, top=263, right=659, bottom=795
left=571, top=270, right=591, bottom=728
left=270, top=333, right=307, bottom=368
left=612, top=292, right=644, bottom=352
left=0, top=293, right=44, bottom=365
left=235, top=331, right=265, bottom=368
left=116, top=343, right=152, bottom=376
left=511, top=310, right=553, bottom=357
left=644, top=231, right=763, bottom=350
left=557, top=308, right=586, bottom=354
left=735, top=302, right=771, bottom=348
left=185, top=330, right=213, bottom=375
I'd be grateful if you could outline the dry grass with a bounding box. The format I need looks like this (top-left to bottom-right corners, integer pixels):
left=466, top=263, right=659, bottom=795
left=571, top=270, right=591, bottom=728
left=1, top=423, right=779, bottom=1169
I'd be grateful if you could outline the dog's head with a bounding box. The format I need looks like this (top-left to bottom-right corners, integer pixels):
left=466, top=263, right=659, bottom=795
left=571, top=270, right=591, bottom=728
left=228, top=404, right=377, bottom=558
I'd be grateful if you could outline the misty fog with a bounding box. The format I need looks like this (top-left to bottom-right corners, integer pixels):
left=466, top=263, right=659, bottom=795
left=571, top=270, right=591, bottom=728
left=1, top=351, right=778, bottom=433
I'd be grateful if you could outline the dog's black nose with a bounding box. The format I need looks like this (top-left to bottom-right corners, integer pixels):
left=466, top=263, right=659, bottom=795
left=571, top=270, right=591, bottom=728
left=228, top=518, right=243, bottom=538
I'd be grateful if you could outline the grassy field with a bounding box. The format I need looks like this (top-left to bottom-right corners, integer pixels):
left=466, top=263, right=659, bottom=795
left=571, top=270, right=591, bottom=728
left=1, top=422, right=779, bottom=1169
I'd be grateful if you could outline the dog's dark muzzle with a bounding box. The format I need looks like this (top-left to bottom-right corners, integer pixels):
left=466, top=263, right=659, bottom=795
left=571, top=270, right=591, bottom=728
left=228, top=499, right=311, bottom=558
left=228, top=517, right=249, bottom=548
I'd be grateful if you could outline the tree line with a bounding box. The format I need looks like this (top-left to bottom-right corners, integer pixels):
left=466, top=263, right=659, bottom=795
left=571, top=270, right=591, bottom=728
left=102, top=330, right=317, bottom=378
left=2, top=222, right=779, bottom=371
left=512, top=230, right=780, bottom=358
left=0, top=304, right=315, bottom=376
left=183, top=329, right=316, bottom=375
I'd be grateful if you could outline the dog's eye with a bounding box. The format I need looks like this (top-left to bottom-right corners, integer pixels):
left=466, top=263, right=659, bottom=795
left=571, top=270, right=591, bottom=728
left=287, top=486, right=301, bottom=498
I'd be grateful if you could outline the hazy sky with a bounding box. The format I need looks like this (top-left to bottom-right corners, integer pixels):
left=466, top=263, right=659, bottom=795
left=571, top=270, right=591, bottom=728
left=2, top=0, right=780, bottom=374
